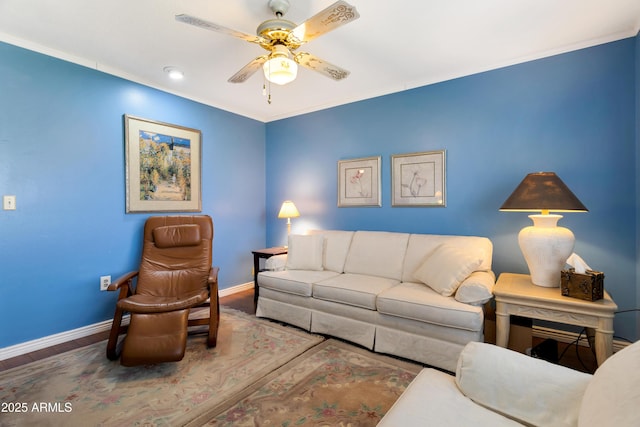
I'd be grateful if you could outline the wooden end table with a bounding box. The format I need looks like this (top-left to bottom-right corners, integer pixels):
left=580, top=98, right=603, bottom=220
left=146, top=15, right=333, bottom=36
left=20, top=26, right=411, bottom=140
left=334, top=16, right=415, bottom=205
left=251, top=247, right=287, bottom=307
left=494, top=272, right=617, bottom=366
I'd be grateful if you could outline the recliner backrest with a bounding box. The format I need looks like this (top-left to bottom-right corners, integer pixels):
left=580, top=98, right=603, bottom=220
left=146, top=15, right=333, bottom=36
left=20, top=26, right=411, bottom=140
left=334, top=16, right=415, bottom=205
left=136, top=215, right=213, bottom=298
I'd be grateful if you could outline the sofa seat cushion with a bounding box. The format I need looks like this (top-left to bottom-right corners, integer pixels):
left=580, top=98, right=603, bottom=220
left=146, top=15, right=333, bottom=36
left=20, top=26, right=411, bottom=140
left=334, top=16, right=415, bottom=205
left=258, top=270, right=341, bottom=297
left=377, top=282, right=484, bottom=332
left=313, top=273, right=400, bottom=310
left=378, top=368, right=521, bottom=427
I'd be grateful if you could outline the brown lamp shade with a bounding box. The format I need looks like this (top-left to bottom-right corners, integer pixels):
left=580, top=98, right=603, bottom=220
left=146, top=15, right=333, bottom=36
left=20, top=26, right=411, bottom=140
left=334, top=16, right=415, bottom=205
left=500, top=172, right=588, bottom=212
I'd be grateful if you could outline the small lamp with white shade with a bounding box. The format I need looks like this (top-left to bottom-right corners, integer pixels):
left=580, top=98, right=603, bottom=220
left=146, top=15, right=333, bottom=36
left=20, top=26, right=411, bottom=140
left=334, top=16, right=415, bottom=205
left=278, top=200, right=300, bottom=236
left=500, top=172, right=588, bottom=288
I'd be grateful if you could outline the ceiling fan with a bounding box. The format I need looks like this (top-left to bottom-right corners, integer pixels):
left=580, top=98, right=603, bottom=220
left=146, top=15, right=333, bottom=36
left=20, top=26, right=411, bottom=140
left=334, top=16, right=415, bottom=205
left=175, top=0, right=360, bottom=87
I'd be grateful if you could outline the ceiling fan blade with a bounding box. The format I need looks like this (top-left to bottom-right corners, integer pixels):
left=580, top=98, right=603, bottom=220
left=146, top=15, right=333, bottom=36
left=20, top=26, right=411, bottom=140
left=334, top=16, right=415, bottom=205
left=175, top=14, right=266, bottom=44
left=294, top=52, right=350, bottom=81
left=290, top=1, right=359, bottom=44
left=228, top=55, right=269, bottom=83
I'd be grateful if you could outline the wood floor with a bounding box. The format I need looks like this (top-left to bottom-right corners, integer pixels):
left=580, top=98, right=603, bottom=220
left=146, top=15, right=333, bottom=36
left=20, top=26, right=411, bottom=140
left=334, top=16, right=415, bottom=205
left=0, top=288, right=596, bottom=373
left=0, top=289, right=256, bottom=372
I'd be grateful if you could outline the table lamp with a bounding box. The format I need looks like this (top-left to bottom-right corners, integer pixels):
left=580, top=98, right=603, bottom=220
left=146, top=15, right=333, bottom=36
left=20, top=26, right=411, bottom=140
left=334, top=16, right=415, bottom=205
left=278, top=200, right=300, bottom=235
left=500, top=172, right=588, bottom=287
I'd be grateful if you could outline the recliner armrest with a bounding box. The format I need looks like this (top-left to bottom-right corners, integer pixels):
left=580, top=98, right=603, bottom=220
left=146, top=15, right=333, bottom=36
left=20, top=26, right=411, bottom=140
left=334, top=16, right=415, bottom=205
left=107, top=271, right=139, bottom=292
left=208, top=266, right=219, bottom=287
left=456, top=342, right=591, bottom=427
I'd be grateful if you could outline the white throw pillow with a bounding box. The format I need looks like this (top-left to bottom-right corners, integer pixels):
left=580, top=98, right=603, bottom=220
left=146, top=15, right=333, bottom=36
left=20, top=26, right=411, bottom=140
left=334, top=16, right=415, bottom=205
left=413, top=244, right=482, bottom=296
left=285, top=234, right=324, bottom=271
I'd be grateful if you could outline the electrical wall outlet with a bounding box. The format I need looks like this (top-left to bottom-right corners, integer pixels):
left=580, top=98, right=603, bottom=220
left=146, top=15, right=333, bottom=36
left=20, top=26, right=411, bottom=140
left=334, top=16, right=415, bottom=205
left=100, top=275, right=111, bottom=291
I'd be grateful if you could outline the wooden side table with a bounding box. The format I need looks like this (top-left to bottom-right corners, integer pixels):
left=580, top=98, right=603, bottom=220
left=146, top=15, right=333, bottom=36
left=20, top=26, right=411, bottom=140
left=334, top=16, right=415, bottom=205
left=494, top=273, right=618, bottom=366
left=251, top=247, right=287, bottom=307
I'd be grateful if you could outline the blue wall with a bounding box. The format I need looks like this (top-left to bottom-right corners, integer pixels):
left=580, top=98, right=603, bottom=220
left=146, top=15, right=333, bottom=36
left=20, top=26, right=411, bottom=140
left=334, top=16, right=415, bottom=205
left=266, top=38, right=639, bottom=342
left=0, top=42, right=266, bottom=347
left=2, top=35, right=639, bottom=349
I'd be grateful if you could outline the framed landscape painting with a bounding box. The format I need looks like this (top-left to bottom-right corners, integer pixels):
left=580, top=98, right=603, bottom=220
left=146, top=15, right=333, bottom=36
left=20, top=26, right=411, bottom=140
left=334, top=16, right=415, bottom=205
left=124, top=115, right=202, bottom=213
left=337, top=156, right=381, bottom=207
left=391, top=150, right=446, bottom=207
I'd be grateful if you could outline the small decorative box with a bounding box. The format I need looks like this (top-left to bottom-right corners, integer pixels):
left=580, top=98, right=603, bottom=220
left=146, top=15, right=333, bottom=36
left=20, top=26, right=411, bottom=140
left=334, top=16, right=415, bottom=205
left=560, top=269, right=604, bottom=301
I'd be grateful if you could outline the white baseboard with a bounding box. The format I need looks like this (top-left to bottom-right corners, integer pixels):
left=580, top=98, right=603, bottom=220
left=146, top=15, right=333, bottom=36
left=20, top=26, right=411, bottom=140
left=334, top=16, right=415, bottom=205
left=219, top=281, right=253, bottom=297
left=0, top=282, right=254, bottom=361
left=0, top=318, right=124, bottom=361
left=532, top=325, right=629, bottom=353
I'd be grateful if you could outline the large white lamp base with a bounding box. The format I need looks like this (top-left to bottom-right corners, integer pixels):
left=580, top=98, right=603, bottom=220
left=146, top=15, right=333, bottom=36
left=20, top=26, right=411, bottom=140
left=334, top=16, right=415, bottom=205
left=518, top=214, right=575, bottom=288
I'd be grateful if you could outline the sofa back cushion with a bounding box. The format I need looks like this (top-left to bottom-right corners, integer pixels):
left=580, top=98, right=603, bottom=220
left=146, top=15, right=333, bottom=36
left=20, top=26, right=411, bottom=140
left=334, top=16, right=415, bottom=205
left=578, top=340, right=640, bottom=427
left=343, top=231, right=410, bottom=280
left=402, top=234, right=493, bottom=283
left=307, top=230, right=355, bottom=273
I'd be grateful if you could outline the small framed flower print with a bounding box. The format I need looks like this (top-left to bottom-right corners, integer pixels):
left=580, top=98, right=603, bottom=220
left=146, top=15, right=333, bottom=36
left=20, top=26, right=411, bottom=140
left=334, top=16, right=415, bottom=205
left=337, top=156, right=381, bottom=207
left=391, top=150, right=446, bottom=207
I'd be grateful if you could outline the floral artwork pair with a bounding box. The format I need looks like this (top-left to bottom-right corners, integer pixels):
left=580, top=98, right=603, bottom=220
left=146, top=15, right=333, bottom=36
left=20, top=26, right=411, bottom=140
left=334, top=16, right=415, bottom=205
left=337, top=150, right=446, bottom=207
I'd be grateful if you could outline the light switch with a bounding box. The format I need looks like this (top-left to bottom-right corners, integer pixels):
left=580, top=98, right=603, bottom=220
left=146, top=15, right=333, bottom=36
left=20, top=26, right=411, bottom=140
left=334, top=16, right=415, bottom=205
left=3, top=195, right=16, bottom=210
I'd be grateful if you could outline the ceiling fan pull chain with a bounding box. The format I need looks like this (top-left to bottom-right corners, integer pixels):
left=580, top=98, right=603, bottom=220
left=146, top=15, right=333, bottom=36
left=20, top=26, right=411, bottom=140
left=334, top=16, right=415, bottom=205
left=263, top=74, right=272, bottom=105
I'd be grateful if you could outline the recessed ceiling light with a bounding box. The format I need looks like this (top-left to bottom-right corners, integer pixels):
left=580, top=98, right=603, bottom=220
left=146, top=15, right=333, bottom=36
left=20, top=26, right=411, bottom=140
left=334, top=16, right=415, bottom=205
left=163, top=66, right=184, bottom=80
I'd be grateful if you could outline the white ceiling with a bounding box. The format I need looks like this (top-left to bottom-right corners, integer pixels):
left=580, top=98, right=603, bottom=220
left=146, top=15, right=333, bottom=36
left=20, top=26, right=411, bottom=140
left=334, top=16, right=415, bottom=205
left=1, top=0, right=639, bottom=123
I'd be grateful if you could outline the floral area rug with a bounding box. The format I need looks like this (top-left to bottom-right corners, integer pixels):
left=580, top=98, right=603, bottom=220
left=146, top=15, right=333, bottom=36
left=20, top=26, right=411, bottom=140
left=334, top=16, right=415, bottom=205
left=193, top=339, right=423, bottom=427
left=0, top=307, right=324, bottom=427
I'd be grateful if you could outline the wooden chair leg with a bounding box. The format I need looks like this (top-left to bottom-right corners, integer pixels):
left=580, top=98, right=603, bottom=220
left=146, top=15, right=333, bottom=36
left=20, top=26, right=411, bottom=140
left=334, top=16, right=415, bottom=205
left=106, top=284, right=131, bottom=360
left=106, top=306, right=125, bottom=360
left=207, top=298, right=220, bottom=348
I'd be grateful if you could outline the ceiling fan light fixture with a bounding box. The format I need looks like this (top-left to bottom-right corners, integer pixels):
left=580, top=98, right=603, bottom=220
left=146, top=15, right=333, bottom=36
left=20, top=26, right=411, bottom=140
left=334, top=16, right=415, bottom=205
left=176, top=1, right=360, bottom=86
left=263, top=45, right=297, bottom=85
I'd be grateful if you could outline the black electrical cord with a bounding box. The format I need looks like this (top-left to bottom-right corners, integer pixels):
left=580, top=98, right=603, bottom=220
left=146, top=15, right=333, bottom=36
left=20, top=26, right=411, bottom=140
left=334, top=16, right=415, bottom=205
left=556, top=328, right=594, bottom=373
left=547, top=308, right=637, bottom=374
left=614, top=308, right=640, bottom=315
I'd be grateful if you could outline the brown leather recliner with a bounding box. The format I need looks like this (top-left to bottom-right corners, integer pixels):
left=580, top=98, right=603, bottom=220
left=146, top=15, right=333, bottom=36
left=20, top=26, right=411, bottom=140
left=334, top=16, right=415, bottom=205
left=106, top=215, right=219, bottom=366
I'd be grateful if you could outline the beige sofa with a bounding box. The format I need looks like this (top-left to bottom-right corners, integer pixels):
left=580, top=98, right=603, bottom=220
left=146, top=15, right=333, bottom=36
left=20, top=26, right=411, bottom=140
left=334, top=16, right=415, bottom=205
left=256, top=230, right=495, bottom=371
left=379, top=340, right=640, bottom=427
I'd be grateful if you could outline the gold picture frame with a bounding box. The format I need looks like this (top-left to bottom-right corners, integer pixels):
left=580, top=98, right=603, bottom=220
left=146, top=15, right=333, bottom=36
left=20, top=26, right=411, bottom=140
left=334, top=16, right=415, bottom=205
left=391, top=150, right=446, bottom=207
left=124, top=115, right=202, bottom=213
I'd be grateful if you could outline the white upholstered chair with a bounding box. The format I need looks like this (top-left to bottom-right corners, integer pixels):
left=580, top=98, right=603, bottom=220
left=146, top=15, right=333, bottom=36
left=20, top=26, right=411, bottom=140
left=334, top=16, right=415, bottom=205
left=379, top=339, right=640, bottom=427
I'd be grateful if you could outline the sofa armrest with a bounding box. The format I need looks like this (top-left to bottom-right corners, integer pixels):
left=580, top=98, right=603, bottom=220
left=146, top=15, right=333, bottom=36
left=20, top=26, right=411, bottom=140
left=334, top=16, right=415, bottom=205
left=456, top=342, right=591, bottom=427
left=264, top=254, right=287, bottom=271
left=455, top=270, right=495, bottom=305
